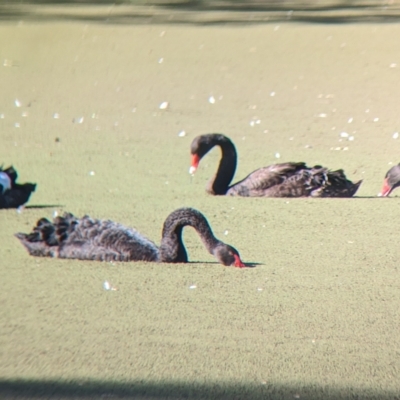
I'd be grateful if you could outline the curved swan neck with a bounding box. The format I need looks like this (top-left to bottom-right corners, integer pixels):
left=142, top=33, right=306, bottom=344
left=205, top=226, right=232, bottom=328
left=197, top=134, right=237, bottom=195
left=159, top=208, right=220, bottom=263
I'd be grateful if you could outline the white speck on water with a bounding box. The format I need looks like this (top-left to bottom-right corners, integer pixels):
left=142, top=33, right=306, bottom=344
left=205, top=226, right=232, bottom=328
left=218, top=95, right=223, bottom=100
left=114, top=122, right=119, bottom=127
left=89, top=171, right=95, bottom=176
left=390, top=63, right=397, bottom=68
left=270, top=91, right=276, bottom=97
left=131, top=108, right=136, bottom=113
left=373, top=117, right=379, bottom=122
left=348, top=136, right=354, bottom=141
left=289, top=137, right=294, bottom=140
left=250, top=120, right=255, bottom=127
left=274, top=25, right=280, bottom=31
left=275, top=152, right=281, bottom=159
left=348, top=117, right=353, bottom=123
left=160, top=31, right=166, bottom=37
left=14, top=122, right=20, bottom=128
left=22, top=111, right=28, bottom=117
left=365, top=109, right=370, bottom=113
left=15, top=99, right=21, bottom=107
left=178, top=130, right=186, bottom=137
left=53, top=210, right=58, bottom=218
left=53, top=113, right=60, bottom=119
left=257, top=288, right=263, bottom=292
left=158, top=57, right=164, bottom=63
left=159, top=101, right=169, bottom=110
left=393, top=132, right=399, bottom=139
left=103, top=281, right=111, bottom=290
left=0, top=114, right=4, bottom=119
left=73, top=117, right=84, bottom=124
left=340, top=132, right=349, bottom=138
left=224, top=230, right=229, bottom=235
left=256, top=119, right=261, bottom=124
left=17, top=206, right=24, bottom=214
left=189, top=285, right=197, bottom=289
left=91, top=113, right=98, bottom=119
left=208, top=96, right=216, bottom=104
left=318, top=113, right=327, bottom=118
left=165, top=181, right=169, bottom=185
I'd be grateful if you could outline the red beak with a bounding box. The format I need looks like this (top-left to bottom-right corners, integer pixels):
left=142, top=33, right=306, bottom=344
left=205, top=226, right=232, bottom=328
left=190, top=154, right=200, bottom=173
left=233, top=254, right=245, bottom=268
left=379, top=178, right=392, bottom=197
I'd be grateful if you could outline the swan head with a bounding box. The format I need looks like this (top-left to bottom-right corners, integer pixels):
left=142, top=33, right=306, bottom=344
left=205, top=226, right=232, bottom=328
left=379, top=164, right=400, bottom=197
left=214, top=243, right=245, bottom=268
left=0, top=172, right=11, bottom=194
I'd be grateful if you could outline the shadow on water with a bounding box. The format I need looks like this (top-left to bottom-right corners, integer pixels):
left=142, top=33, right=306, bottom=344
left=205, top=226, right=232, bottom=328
left=25, top=204, right=65, bottom=209
left=0, top=378, right=399, bottom=400
left=0, top=0, right=400, bottom=25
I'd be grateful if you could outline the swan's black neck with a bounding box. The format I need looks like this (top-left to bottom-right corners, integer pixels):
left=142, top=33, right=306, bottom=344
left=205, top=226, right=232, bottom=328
left=194, top=134, right=237, bottom=195
left=159, top=208, right=220, bottom=263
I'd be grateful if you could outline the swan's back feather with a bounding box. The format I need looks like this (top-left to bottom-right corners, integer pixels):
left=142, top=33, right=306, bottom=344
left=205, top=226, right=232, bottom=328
left=226, top=162, right=361, bottom=197
left=15, top=213, right=159, bottom=262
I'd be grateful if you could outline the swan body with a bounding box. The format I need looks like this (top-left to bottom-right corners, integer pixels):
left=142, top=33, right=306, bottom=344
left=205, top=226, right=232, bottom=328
left=15, top=207, right=245, bottom=267
left=190, top=134, right=362, bottom=198
left=0, top=165, right=36, bottom=209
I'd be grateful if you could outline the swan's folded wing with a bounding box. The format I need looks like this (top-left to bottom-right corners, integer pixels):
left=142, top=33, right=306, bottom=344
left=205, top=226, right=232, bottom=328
left=227, top=162, right=311, bottom=197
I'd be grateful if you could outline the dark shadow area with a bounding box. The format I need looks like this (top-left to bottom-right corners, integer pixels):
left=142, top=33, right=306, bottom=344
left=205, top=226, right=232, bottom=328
left=0, top=378, right=399, bottom=400
left=189, top=260, right=262, bottom=267
left=0, top=0, right=400, bottom=25
left=25, top=204, right=65, bottom=208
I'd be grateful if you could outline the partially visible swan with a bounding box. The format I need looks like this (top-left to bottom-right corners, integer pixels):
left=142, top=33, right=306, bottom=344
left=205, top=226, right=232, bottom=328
left=0, top=165, right=36, bottom=209
left=190, top=134, right=362, bottom=198
left=15, top=207, right=246, bottom=267
left=378, top=164, right=400, bottom=196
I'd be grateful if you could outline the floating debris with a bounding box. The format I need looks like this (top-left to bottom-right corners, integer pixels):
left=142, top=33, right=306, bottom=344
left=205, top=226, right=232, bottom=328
left=103, top=281, right=117, bottom=291
left=390, top=63, right=397, bottom=68
left=159, top=101, right=169, bottom=110
left=318, top=113, right=327, bottom=118
left=178, top=130, right=186, bottom=137
left=340, top=132, right=349, bottom=138
left=224, top=230, right=229, bottom=235
left=373, top=118, right=379, bottom=122
left=15, top=99, right=21, bottom=107
left=208, top=96, right=216, bottom=104
left=393, top=132, right=399, bottom=139
left=73, top=116, right=84, bottom=124
left=348, top=117, right=353, bottom=123
left=53, top=113, right=60, bottom=119
left=158, top=58, right=164, bottom=64
left=189, top=285, right=197, bottom=289
left=14, top=122, right=20, bottom=128
left=22, top=111, right=28, bottom=117
left=89, top=171, right=95, bottom=176
left=275, top=152, right=281, bottom=159
left=270, top=91, right=276, bottom=97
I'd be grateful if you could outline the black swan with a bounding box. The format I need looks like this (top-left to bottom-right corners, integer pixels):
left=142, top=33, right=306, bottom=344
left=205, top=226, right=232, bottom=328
left=0, top=165, right=36, bottom=209
left=378, top=164, right=400, bottom=196
left=15, top=207, right=246, bottom=267
left=190, top=134, right=362, bottom=197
